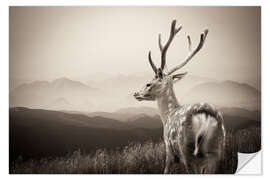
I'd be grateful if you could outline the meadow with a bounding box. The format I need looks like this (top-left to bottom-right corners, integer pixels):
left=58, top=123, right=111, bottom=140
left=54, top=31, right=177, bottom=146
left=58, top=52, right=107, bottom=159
left=10, top=126, right=260, bottom=174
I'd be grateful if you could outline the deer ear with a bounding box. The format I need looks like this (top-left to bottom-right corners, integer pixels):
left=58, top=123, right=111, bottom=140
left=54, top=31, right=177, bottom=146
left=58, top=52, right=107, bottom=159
left=172, top=72, right=187, bottom=83
left=157, top=68, right=164, bottom=79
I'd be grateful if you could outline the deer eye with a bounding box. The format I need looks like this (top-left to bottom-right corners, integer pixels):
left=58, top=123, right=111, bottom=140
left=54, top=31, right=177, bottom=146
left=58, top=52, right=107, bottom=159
left=146, top=83, right=152, bottom=87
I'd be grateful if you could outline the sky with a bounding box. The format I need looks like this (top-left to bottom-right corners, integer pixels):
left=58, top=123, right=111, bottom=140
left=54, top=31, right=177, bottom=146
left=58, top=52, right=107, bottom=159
left=9, top=6, right=261, bottom=89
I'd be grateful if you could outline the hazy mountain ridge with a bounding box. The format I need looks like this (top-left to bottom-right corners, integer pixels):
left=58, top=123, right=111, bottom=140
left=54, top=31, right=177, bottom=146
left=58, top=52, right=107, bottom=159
left=10, top=75, right=260, bottom=112
left=10, top=78, right=99, bottom=111
left=181, top=80, right=260, bottom=111
left=12, top=77, right=96, bottom=93
left=115, top=107, right=159, bottom=117
left=91, top=106, right=261, bottom=125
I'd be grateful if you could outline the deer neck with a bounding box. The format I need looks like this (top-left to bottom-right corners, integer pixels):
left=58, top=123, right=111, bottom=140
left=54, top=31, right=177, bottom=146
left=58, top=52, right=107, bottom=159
left=157, top=84, right=180, bottom=125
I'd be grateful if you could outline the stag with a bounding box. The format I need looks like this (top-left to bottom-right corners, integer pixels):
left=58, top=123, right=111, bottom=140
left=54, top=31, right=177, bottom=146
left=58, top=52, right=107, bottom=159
left=133, top=20, right=226, bottom=174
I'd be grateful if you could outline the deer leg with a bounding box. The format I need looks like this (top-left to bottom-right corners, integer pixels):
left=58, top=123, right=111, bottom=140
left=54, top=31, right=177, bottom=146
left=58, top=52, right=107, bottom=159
left=164, top=144, right=174, bottom=174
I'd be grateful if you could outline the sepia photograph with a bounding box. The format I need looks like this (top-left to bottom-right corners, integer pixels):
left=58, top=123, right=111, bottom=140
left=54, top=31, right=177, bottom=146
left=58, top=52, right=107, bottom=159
left=9, top=6, right=261, bottom=174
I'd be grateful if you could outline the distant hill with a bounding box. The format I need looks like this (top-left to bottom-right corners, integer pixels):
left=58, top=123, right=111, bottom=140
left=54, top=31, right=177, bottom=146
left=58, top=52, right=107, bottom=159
left=9, top=77, right=32, bottom=91
left=10, top=74, right=261, bottom=112
left=223, top=115, right=260, bottom=130
left=10, top=107, right=260, bottom=161
left=10, top=107, right=129, bottom=130
left=126, top=114, right=162, bottom=129
left=220, top=107, right=260, bottom=121
left=80, top=107, right=158, bottom=122
left=89, top=106, right=261, bottom=121
left=173, top=74, right=217, bottom=95
left=10, top=107, right=162, bottom=161
left=13, top=78, right=94, bottom=93
left=115, top=107, right=159, bottom=117
left=86, top=111, right=131, bottom=122
left=47, top=97, right=73, bottom=110
left=66, top=105, right=261, bottom=127
left=182, top=81, right=260, bottom=111
left=10, top=78, right=99, bottom=111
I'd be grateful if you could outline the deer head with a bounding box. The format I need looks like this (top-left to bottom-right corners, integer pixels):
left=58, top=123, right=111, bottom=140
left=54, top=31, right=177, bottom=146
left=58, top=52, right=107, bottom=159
left=134, top=20, right=208, bottom=101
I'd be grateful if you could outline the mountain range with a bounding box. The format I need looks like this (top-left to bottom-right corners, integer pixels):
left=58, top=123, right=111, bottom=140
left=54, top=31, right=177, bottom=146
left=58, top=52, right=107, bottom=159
left=181, top=80, right=260, bottom=110
left=10, top=75, right=261, bottom=112
left=10, top=78, right=99, bottom=111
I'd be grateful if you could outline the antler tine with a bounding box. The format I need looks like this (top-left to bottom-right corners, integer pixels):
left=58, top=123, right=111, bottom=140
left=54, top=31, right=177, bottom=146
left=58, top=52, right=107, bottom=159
left=148, top=51, right=157, bottom=74
left=159, top=20, right=182, bottom=70
left=158, top=34, right=163, bottom=52
left=187, top=35, right=192, bottom=51
left=168, top=29, right=209, bottom=75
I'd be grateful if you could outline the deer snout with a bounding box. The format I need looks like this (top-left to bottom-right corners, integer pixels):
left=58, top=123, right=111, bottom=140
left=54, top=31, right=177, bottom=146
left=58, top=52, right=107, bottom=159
left=133, top=92, right=140, bottom=98
left=133, top=92, right=139, bottom=96
left=133, top=92, right=143, bottom=101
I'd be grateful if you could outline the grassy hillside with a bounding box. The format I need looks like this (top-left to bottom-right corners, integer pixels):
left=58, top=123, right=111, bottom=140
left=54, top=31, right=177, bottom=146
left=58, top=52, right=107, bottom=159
left=10, top=107, right=260, bottom=162
left=9, top=107, right=162, bottom=161
left=10, top=127, right=260, bottom=174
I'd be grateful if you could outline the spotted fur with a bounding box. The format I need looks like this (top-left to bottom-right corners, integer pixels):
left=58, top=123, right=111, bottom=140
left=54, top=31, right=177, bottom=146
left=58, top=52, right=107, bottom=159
left=162, top=101, right=226, bottom=173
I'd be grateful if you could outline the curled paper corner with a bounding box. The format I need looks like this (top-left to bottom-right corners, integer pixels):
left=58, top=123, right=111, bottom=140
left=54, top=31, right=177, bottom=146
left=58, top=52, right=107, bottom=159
left=236, top=151, right=261, bottom=174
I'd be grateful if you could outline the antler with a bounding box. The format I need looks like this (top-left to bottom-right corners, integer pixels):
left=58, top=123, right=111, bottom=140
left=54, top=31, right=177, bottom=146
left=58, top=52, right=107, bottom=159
left=168, top=29, right=208, bottom=75
left=148, top=51, right=157, bottom=73
left=148, top=20, right=208, bottom=75
left=159, top=20, right=182, bottom=70
left=148, top=20, right=182, bottom=74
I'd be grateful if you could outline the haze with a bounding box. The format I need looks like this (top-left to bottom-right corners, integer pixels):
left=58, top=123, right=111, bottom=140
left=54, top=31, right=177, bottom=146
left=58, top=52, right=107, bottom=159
left=10, top=6, right=260, bottom=90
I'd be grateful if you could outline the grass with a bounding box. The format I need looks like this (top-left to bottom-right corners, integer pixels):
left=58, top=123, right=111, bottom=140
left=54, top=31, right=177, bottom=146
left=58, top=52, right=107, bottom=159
left=10, top=127, right=260, bottom=174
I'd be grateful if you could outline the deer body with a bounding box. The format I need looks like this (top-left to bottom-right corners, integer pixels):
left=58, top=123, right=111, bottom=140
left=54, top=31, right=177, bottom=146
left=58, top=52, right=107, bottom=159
left=156, top=77, right=225, bottom=173
left=134, top=20, right=226, bottom=173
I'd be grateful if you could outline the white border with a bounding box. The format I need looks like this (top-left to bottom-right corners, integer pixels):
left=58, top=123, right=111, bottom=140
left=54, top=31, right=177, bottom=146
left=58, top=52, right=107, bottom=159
left=2, top=0, right=269, bottom=179
left=7, top=0, right=265, bottom=6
